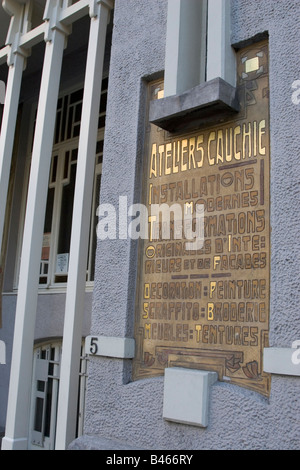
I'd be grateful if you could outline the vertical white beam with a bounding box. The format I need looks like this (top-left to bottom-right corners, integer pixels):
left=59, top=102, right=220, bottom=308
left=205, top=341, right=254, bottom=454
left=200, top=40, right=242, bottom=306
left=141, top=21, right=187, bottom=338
left=164, top=0, right=207, bottom=97
left=206, top=0, right=236, bottom=87
left=55, top=0, right=112, bottom=450
left=0, top=0, right=31, bottom=255
left=164, top=0, right=180, bottom=97
left=1, top=25, right=67, bottom=451
left=0, top=52, right=25, bottom=249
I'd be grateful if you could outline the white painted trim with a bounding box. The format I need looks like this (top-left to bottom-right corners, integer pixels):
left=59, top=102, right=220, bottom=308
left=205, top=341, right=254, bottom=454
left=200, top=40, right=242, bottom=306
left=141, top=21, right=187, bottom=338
left=85, top=336, right=135, bottom=359
left=164, top=0, right=236, bottom=97
left=3, top=22, right=67, bottom=450
left=19, top=23, right=45, bottom=49
left=4, top=285, right=94, bottom=295
left=0, top=46, right=10, bottom=65
left=1, top=436, right=28, bottom=450
left=206, top=0, right=236, bottom=87
left=164, top=0, right=208, bottom=97
left=59, top=0, right=90, bottom=25
left=163, top=368, right=218, bottom=428
left=263, top=347, right=300, bottom=377
left=0, top=0, right=115, bottom=62
left=0, top=53, right=25, bottom=251
left=164, top=0, right=180, bottom=97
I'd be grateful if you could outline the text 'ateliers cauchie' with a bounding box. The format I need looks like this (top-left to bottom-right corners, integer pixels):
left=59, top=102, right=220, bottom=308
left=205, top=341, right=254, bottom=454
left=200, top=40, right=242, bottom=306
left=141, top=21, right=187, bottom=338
left=149, top=119, right=266, bottom=178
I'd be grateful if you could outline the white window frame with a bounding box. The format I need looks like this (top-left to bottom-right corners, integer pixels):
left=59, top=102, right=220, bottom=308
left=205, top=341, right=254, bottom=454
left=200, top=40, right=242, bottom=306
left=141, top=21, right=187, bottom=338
left=39, top=135, right=103, bottom=289
left=29, top=340, right=89, bottom=450
left=29, top=341, right=61, bottom=450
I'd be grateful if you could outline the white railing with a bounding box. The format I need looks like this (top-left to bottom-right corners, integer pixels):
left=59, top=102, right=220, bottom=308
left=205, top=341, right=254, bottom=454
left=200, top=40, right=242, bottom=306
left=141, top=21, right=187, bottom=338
left=1, top=0, right=114, bottom=451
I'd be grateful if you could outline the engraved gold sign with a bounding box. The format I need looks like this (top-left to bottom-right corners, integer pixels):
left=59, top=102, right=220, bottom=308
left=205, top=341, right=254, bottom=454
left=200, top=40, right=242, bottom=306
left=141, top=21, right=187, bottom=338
left=133, top=41, right=270, bottom=396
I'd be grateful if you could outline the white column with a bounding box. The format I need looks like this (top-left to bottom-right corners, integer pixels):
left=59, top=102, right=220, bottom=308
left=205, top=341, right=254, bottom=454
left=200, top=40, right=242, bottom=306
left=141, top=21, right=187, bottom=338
left=0, top=0, right=30, bottom=252
left=0, top=53, right=25, bottom=248
left=55, top=0, right=112, bottom=450
left=1, top=13, right=69, bottom=451
left=206, top=0, right=236, bottom=87
left=164, top=0, right=207, bottom=97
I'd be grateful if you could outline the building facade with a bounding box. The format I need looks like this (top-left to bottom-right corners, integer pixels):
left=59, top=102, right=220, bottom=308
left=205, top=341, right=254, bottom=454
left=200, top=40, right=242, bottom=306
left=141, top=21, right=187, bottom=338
left=0, top=0, right=299, bottom=451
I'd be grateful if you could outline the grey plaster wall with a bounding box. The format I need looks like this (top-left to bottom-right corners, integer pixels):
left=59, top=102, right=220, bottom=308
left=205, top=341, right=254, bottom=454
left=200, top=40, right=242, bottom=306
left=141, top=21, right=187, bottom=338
left=231, top=0, right=300, bottom=349
left=81, top=0, right=300, bottom=450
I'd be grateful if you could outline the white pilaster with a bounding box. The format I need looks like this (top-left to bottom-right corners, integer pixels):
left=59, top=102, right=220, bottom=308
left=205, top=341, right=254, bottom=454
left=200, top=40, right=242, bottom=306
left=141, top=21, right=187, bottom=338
left=164, top=0, right=208, bottom=97
left=0, top=53, right=24, bottom=248
left=0, top=0, right=30, bottom=254
left=54, top=0, right=112, bottom=450
left=206, top=0, right=236, bottom=87
left=1, top=4, right=69, bottom=450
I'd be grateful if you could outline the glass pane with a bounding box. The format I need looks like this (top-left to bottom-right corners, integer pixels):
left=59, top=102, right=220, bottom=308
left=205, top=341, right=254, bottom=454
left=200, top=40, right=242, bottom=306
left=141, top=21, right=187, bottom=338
left=54, top=112, right=61, bottom=144
left=73, top=124, right=80, bottom=137
left=70, top=88, right=83, bottom=104
left=96, top=140, right=104, bottom=154
left=75, top=102, right=82, bottom=122
left=90, top=174, right=101, bottom=281
left=98, top=115, right=106, bottom=129
left=34, top=397, right=44, bottom=432
left=51, top=156, right=58, bottom=183
left=44, top=188, right=54, bottom=234
left=44, top=378, right=53, bottom=438
left=64, top=151, right=70, bottom=180
left=57, top=163, right=77, bottom=274
left=99, top=92, right=107, bottom=113
left=40, top=188, right=54, bottom=284
left=61, top=95, right=69, bottom=142
left=102, top=77, right=108, bottom=91
left=48, top=362, right=54, bottom=376
left=71, top=148, right=78, bottom=162
left=67, top=106, right=74, bottom=140
left=37, top=380, right=45, bottom=392
left=50, top=347, right=55, bottom=361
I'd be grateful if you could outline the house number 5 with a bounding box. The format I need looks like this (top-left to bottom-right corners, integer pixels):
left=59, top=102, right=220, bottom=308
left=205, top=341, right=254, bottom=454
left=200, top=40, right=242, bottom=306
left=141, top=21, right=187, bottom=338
left=89, top=337, right=98, bottom=355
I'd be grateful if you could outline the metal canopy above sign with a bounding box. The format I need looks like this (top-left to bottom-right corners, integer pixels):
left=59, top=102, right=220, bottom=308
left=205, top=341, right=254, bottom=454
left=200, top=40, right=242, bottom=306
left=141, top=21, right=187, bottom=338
left=133, top=41, right=270, bottom=397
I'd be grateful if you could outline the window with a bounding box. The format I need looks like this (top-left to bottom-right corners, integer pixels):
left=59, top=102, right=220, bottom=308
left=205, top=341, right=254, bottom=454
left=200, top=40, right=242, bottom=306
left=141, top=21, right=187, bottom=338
left=15, top=78, right=107, bottom=289
left=40, top=138, right=103, bottom=286
left=30, top=344, right=60, bottom=449
left=29, top=341, right=88, bottom=450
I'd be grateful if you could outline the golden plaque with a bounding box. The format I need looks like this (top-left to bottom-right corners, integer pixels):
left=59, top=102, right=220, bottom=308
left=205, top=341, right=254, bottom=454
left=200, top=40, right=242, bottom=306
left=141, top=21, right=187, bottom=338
left=133, top=41, right=270, bottom=397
